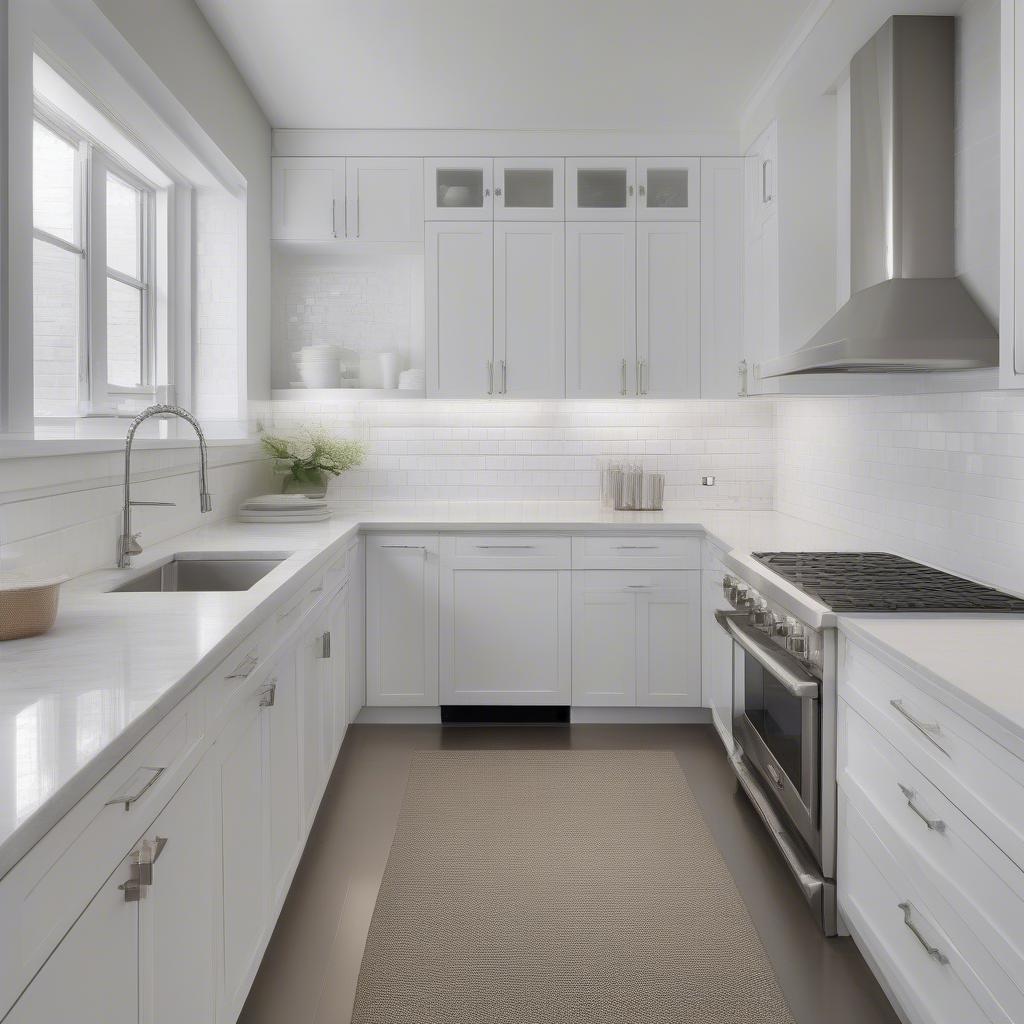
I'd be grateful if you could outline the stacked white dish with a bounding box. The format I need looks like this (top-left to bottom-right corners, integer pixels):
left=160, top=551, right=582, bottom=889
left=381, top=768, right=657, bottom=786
left=292, top=344, right=341, bottom=388
left=398, top=368, right=425, bottom=391
left=238, top=494, right=332, bottom=523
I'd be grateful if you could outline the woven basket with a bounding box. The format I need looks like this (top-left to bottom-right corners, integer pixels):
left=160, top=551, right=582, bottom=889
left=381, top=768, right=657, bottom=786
left=0, top=575, right=68, bottom=641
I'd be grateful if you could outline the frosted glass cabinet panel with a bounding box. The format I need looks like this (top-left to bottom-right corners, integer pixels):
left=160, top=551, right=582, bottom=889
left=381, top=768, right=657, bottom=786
left=494, top=159, right=564, bottom=220
left=566, top=159, right=636, bottom=220
left=425, top=159, right=493, bottom=220
left=637, top=158, right=701, bottom=221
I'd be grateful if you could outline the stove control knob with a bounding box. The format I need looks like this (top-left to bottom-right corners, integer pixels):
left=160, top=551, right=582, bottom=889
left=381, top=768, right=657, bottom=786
left=768, top=612, right=787, bottom=637
left=786, top=622, right=808, bottom=657
left=722, top=575, right=737, bottom=601
left=750, top=599, right=771, bottom=629
left=736, top=588, right=756, bottom=611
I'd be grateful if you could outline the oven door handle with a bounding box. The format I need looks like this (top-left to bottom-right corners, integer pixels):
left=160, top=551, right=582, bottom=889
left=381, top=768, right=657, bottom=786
left=715, top=610, right=820, bottom=700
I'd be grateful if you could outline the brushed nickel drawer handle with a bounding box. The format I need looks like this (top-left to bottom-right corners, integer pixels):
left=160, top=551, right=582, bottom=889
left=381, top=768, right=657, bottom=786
left=897, top=783, right=946, bottom=832
left=380, top=544, right=427, bottom=549
left=258, top=681, right=277, bottom=708
left=614, top=545, right=659, bottom=550
left=320, top=631, right=331, bottom=659
left=898, top=901, right=948, bottom=964
left=105, top=766, right=165, bottom=811
left=890, top=699, right=949, bottom=756
left=475, top=544, right=537, bottom=549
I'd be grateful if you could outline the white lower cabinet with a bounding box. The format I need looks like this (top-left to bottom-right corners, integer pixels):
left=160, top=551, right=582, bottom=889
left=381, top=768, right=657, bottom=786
left=572, top=571, right=700, bottom=707
left=701, top=561, right=734, bottom=748
left=439, top=537, right=572, bottom=705
left=142, top=760, right=216, bottom=1024
left=265, top=651, right=302, bottom=911
left=298, top=610, right=331, bottom=827
left=325, top=583, right=350, bottom=754
left=5, top=851, right=140, bottom=1024
left=214, top=689, right=268, bottom=1020
left=366, top=536, right=439, bottom=706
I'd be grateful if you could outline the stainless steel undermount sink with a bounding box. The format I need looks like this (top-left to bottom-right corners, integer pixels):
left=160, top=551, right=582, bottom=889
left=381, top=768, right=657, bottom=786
left=110, top=553, right=289, bottom=593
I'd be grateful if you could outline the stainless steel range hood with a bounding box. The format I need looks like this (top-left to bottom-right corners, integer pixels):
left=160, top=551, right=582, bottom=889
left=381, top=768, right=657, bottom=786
left=760, top=16, right=997, bottom=378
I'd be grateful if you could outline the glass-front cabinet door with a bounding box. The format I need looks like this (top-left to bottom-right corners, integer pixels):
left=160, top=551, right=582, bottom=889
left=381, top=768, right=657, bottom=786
left=636, top=158, right=700, bottom=221
left=494, top=159, right=564, bottom=220
left=566, top=158, right=636, bottom=221
left=425, top=159, right=493, bottom=220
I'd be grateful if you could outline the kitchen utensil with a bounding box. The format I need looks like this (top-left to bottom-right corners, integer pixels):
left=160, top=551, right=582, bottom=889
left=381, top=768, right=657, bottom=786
left=378, top=352, right=400, bottom=389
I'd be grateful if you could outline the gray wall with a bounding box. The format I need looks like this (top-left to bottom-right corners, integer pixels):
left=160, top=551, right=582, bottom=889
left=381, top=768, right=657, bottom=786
left=92, top=0, right=272, bottom=403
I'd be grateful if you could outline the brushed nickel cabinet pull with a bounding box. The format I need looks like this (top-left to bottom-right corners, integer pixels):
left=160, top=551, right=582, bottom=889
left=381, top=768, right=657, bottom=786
left=321, top=631, right=331, bottom=659
left=106, top=766, right=165, bottom=811
left=226, top=653, right=259, bottom=680
left=898, top=901, right=948, bottom=964
left=890, top=699, right=949, bottom=756
left=897, top=783, right=946, bottom=832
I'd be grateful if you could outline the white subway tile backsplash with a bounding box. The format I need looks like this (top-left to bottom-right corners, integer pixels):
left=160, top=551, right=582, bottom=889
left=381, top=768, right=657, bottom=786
left=267, top=398, right=775, bottom=507
left=775, top=392, right=1024, bottom=596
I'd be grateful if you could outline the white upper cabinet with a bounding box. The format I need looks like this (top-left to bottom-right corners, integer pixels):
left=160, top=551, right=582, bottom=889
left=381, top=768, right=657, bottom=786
left=566, top=158, right=637, bottom=220
left=636, top=221, right=700, bottom=398
left=1002, top=0, right=1024, bottom=387
left=425, top=158, right=493, bottom=220
left=636, top=158, right=700, bottom=221
left=493, top=222, right=565, bottom=398
left=272, top=157, right=346, bottom=240
left=700, top=157, right=745, bottom=399
left=494, top=158, right=564, bottom=220
left=565, top=222, right=637, bottom=397
left=344, top=158, right=423, bottom=242
left=426, top=221, right=494, bottom=396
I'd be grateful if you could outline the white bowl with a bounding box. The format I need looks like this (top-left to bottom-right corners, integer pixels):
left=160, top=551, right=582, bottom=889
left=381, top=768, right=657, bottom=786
left=298, top=363, right=340, bottom=387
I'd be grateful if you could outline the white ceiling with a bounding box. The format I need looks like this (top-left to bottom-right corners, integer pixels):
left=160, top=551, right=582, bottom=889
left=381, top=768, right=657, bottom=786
left=195, top=0, right=820, bottom=132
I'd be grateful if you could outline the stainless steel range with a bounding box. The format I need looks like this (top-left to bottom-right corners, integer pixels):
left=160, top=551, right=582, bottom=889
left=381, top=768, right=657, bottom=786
left=716, top=550, right=1024, bottom=936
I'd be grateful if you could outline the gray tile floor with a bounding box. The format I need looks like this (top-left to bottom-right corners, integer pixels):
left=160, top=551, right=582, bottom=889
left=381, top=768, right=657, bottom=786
left=239, top=724, right=899, bottom=1024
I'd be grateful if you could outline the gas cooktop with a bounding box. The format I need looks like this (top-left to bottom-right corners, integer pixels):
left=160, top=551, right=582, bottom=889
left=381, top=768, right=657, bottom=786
left=751, top=551, right=1024, bottom=613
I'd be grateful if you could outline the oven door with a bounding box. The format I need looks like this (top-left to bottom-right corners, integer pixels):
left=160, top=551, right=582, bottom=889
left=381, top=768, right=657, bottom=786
left=715, top=611, right=821, bottom=859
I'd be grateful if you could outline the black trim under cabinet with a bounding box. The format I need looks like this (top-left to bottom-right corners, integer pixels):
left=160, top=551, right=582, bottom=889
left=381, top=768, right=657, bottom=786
left=441, top=705, right=570, bottom=726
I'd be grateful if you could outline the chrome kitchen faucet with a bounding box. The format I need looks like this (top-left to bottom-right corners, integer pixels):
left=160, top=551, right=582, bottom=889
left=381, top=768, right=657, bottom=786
left=118, top=404, right=213, bottom=568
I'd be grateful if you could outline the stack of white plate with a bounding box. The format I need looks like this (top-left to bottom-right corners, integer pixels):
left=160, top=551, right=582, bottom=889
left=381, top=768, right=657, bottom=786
left=292, top=345, right=341, bottom=388
left=398, top=368, right=425, bottom=391
left=238, top=494, right=332, bottom=523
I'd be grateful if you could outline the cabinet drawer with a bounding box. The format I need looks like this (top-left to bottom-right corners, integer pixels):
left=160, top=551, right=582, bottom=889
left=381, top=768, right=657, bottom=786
left=840, top=795, right=1021, bottom=1024
left=206, top=627, right=269, bottom=722
left=840, top=702, right=1024, bottom=985
left=842, top=639, right=1024, bottom=873
left=444, top=534, right=571, bottom=569
left=0, top=687, right=205, bottom=1013
left=572, top=535, right=700, bottom=569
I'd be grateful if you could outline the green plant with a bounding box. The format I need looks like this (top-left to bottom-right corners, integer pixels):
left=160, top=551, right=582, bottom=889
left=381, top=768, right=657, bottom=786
left=260, top=425, right=365, bottom=484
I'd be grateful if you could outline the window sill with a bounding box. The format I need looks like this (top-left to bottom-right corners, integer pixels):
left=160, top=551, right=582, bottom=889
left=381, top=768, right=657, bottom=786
left=1, top=418, right=259, bottom=459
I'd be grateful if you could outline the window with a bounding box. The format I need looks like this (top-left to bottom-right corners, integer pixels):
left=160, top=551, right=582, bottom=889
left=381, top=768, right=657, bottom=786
left=32, top=108, right=157, bottom=416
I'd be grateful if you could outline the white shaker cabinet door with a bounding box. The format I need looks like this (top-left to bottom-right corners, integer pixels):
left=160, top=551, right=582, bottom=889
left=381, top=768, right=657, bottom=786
left=636, top=157, right=700, bottom=221
left=345, top=157, right=423, bottom=242
left=141, top=759, right=216, bottom=1024
left=366, top=536, right=440, bottom=706
left=493, top=222, right=565, bottom=398
left=214, top=693, right=268, bottom=1020
left=4, top=853, right=139, bottom=1024
left=271, top=157, right=346, bottom=240
left=325, top=584, right=350, bottom=756
left=565, top=222, right=637, bottom=398
left=566, top=158, right=636, bottom=221
left=264, top=650, right=303, bottom=910
left=298, top=611, right=331, bottom=825
left=636, top=221, right=700, bottom=398
left=440, top=566, right=572, bottom=705
left=571, top=578, right=638, bottom=706
left=700, top=157, right=745, bottom=399
left=426, top=222, right=495, bottom=397
left=636, top=573, right=701, bottom=707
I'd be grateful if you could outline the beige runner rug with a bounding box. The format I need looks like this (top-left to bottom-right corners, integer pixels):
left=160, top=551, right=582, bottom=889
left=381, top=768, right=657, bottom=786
left=351, top=749, right=795, bottom=1024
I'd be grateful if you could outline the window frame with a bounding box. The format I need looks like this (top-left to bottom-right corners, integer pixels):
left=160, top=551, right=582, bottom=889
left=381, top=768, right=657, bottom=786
left=32, top=100, right=160, bottom=415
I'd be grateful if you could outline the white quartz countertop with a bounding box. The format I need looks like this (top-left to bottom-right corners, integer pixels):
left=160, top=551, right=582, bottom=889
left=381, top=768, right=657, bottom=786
left=2, top=501, right=1021, bottom=875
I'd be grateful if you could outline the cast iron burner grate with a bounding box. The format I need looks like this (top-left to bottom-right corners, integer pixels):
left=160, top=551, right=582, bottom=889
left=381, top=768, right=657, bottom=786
left=751, top=552, right=1024, bottom=613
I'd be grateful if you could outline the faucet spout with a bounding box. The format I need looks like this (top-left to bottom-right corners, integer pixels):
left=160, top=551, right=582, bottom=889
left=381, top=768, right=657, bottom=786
left=118, top=404, right=213, bottom=568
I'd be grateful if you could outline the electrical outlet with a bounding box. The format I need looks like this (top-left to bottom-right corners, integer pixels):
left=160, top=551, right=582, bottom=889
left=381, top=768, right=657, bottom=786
left=701, top=475, right=716, bottom=486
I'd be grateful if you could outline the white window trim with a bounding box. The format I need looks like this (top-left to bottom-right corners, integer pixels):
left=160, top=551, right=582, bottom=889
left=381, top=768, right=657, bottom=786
left=34, top=99, right=164, bottom=415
